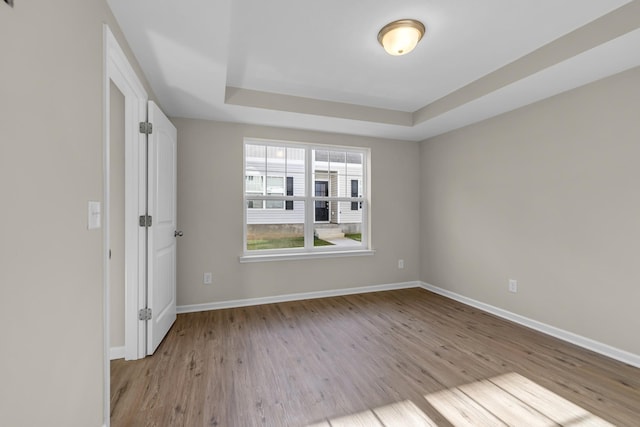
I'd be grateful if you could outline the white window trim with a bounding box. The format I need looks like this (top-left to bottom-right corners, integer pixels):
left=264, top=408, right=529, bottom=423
left=239, top=248, right=375, bottom=263
left=242, top=138, right=370, bottom=261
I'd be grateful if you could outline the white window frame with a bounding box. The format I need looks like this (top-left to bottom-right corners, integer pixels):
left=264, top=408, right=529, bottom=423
left=241, top=138, right=373, bottom=262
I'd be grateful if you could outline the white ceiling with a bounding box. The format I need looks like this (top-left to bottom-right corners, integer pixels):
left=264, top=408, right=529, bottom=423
left=107, top=0, right=640, bottom=141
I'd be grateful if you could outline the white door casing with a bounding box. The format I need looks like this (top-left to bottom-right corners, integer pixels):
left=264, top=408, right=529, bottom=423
left=105, top=29, right=148, bottom=353
left=104, top=26, right=178, bottom=427
left=146, top=100, right=177, bottom=355
left=105, top=27, right=149, bottom=362
left=105, top=30, right=176, bottom=360
left=104, top=24, right=148, bottom=427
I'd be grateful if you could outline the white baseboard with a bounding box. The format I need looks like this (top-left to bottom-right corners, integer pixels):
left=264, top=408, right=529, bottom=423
left=420, top=282, right=640, bottom=369
left=109, top=346, right=125, bottom=360
left=177, top=281, right=421, bottom=314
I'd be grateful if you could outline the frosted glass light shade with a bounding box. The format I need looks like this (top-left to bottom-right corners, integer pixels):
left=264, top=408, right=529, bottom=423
left=378, top=19, right=425, bottom=56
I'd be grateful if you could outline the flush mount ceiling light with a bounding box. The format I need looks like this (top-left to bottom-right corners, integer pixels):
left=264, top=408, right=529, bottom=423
left=377, top=19, right=425, bottom=56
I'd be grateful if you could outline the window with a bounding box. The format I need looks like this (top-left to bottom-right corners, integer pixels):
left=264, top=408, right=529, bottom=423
left=285, top=177, right=294, bottom=210
left=351, top=179, right=360, bottom=211
left=243, top=139, right=369, bottom=258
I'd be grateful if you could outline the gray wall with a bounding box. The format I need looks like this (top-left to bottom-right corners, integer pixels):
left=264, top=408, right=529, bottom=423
left=420, top=67, right=640, bottom=356
left=173, top=119, right=420, bottom=306
left=0, top=1, right=154, bottom=425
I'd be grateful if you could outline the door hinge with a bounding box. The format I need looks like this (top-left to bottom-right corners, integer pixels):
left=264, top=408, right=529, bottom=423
left=138, top=308, right=152, bottom=321
left=139, top=214, right=152, bottom=227
left=139, top=121, right=153, bottom=135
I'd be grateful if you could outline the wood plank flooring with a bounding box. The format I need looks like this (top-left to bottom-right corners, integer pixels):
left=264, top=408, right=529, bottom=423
left=110, top=288, right=640, bottom=426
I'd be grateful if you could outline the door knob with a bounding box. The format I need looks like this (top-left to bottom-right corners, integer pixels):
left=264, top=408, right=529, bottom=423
left=174, top=230, right=184, bottom=237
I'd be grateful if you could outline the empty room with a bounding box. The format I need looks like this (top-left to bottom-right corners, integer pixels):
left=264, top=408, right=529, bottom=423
left=1, top=0, right=640, bottom=426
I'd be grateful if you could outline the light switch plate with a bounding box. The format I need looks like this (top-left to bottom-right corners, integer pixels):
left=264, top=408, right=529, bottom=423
left=88, top=201, right=101, bottom=229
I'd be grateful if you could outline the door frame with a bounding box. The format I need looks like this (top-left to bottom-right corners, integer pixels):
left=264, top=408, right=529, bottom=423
left=103, top=24, right=149, bottom=426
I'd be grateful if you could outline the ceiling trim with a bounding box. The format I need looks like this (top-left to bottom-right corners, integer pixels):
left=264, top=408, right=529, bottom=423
left=414, top=0, right=640, bottom=124
left=224, top=1, right=640, bottom=130
left=225, top=87, right=413, bottom=126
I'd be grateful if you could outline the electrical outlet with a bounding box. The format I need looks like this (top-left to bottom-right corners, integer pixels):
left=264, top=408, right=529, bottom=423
left=203, top=272, right=212, bottom=285
left=398, top=259, right=404, bottom=269
left=509, top=279, right=518, bottom=293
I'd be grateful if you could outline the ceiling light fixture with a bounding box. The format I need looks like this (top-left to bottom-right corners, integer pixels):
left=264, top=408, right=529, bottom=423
left=377, top=19, right=425, bottom=56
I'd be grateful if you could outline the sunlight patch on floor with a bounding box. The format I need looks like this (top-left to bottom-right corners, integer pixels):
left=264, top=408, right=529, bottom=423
left=307, top=372, right=614, bottom=426
left=425, top=372, right=614, bottom=426
left=307, top=400, right=436, bottom=426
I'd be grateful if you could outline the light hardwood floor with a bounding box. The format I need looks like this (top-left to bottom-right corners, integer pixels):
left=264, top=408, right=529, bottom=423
left=111, top=288, right=640, bottom=426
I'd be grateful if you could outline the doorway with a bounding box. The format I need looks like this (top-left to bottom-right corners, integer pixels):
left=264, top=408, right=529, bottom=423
left=315, top=180, right=329, bottom=222
left=103, top=24, right=178, bottom=426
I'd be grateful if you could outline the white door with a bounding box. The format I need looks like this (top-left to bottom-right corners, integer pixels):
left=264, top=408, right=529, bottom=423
left=146, top=100, right=178, bottom=355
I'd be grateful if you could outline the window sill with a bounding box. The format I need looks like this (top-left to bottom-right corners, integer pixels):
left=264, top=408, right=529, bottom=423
left=239, top=249, right=375, bottom=263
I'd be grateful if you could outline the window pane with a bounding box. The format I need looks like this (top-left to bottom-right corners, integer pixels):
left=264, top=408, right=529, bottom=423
left=245, top=175, right=264, bottom=194
left=246, top=199, right=264, bottom=209
left=346, top=152, right=363, bottom=201
left=266, top=200, right=284, bottom=209
left=314, top=197, right=329, bottom=222
left=286, top=177, right=294, bottom=196
left=245, top=144, right=266, bottom=159
left=313, top=150, right=329, bottom=189
left=329, top=150, right=346, bottom=164
left=266, top=146, right=286, bottom=177
left=287, top=147, right=306, bottom=197
left=246, top=200, right=305, bottom=250
left=338, top=200, right=363, bottom=227
left=247, top=223, right=304, bottom=251
left=245, top=145, right=267, bottom=198
left=351, top=179, right=359, bottom=210
left=314, top=234, right=337, bottom=247
left=313, top=201, right=363, bottom=246
left=311, top=149, right=364, bottom=246
left=266, top=176, right=284, bottom=194
left=286, top=177, right=294, bottom=210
